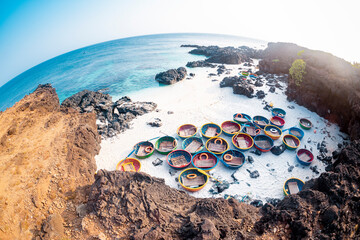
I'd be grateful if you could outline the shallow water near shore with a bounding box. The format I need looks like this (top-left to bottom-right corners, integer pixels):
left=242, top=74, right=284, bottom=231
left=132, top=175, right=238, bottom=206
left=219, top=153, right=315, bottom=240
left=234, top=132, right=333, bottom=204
left=0, top=33, right=265, bottom=111
left=96, top=61, right=347, bottom=203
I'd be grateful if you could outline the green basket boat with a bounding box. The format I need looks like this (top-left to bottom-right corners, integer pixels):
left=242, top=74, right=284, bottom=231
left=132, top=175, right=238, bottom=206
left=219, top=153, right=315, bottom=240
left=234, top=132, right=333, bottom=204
left=134, top=141, right=155, bottom=159
left=155, top=136, right=177, bottom=155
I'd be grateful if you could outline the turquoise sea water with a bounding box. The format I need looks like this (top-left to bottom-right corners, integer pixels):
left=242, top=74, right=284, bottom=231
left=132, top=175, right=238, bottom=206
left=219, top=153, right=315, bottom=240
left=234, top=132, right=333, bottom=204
left=0, top=33, right=266, bottom=111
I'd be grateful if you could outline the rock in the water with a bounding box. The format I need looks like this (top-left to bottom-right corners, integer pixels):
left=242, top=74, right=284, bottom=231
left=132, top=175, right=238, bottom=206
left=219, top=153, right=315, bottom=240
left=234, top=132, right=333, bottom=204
left=155, top=67, right=187, bottom=85
left=271, top=144, right=286, bottom=155
left=246, top=169, right=260, bottom=178
left=152, top=158, right=163, bottom=166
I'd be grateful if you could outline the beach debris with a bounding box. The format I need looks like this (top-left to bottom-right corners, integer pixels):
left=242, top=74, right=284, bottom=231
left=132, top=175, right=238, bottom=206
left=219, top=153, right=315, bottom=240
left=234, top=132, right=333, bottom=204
left=189, top=73, right=195, bottom=77
left=288, top=166, right=294, bottom=172
left=212, top=79, right=219, bottom=82
left=152, top=158, right=163, bottom=166
left=271, top=144, right=286, bottom=155
left=250, top=200, right=264, bottom=208
left=209, top=180, right=230, bottom=194
left=230, top=172, right=239, bottom=183
left=147, top=118, right=162, bottom=127
left=247, top=156, right=254, bottom=164
left=287, top=105, right=295, bottom=109
left=310, top=165, right=320, bottom=174
left=167, top=111, right=174, bottom=114
left=246, top=169, right=260, bottom=179
left=246, top=182, right=251, bottom=187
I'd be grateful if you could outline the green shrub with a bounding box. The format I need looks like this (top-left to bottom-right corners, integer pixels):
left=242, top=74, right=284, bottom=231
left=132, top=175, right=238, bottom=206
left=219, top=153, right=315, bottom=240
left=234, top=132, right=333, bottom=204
left=289, top=59, right=306, bottom=86
left=297, top=50, right=305, bottom=56
left=272, top=59, right=280, bottom=63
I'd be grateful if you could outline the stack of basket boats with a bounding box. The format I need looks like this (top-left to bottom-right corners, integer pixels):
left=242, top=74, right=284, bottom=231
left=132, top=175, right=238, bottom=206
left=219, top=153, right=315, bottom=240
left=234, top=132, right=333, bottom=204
left=115, top=107, right=315, bottom=195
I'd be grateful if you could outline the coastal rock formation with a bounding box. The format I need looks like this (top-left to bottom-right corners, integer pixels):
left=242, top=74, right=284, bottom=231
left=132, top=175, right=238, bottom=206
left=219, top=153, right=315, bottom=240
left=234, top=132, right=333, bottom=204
left=186, top=60, right=216, bottom=68
left=0, top=84, right=101, bottom=239
left=182, top=45, right=263, bottom=65
left=155, top=67, right=187, bottom=85
left=84, top=170, right=260, bottom=239
left=219, top=76, right=254, bottom=98
left=61, top=90, right=157, bottom=138
left=259, top=42, right=360, bottom=140
left=255, top=140, right=360, bottom=239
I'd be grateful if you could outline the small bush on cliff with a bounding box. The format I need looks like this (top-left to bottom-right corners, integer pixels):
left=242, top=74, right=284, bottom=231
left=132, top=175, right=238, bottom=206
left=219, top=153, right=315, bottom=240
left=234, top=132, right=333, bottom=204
left=289, top=59, right=306, bottom=86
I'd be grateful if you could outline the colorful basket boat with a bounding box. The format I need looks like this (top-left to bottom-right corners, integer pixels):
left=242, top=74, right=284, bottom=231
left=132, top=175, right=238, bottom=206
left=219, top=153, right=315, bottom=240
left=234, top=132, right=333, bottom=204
left=200, top=123, right=222, bottom=139
left=253, top=134, right=274, bottom=152
left=205, top=137, right=229, bottom=155
left=221, top=121, right=241, bottom=136
left=220, top=149, right=246, bottom=169
left=296, top=149, right=314, bottom=166
left=155, top=136, right=177, bottom=155
left=191, top=151, right=219, bottom=171
left=232, top=133, right=254, bottom=151
left=166, top=150, right=192, bottom=169
left=233, top=113, right=252, bottom=125
left=182, top=136, right=205, bottom=154
left=134, top=141, right=155, bottom=159
left=283, top=178, right=305, bottom=196
left=282, top=134, right=300, bottom=150
left=270, top=116, right=285, bottom=128
left=299, top=118, right=312, bottom=130
left=272, top=108, right=286, bottom=118
left=249, top=74, right=258, bottom=79
left=253, top=115, right=270, bottom=129
left=242, top=122, right=261, bottom=137
left=241, top=71, right=249, bottom=76
left=284, top=127, right=304, bottom=140
left=177, top=124, right=197, bottom=139
left=116, top=158, right=141, bottom=172
left=179, top=168, right=209, bottom=192
left=264, top=125, right=282, bottom=140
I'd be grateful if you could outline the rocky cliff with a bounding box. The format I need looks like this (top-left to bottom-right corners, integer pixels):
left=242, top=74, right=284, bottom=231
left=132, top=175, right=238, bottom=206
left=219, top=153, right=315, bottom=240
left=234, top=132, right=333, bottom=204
left=258, top=42, right=360, bottom=140
left=0, top=84, right=101, bottom=239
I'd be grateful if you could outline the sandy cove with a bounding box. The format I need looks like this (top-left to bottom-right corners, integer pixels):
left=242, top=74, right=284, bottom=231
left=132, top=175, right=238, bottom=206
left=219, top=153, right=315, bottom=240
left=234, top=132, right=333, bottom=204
left=96, top=61, right=346, bottom=202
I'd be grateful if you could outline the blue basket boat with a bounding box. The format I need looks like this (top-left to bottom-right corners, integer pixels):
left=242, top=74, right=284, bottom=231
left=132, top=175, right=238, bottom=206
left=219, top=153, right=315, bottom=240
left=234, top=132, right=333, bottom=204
left=182, top=137, right=205, bottom=154
left=272, top=108, right=286, bottom=118
left=253, top=134, right=274, bottom=152
left=283, top=178, right=305, bottom=196
left=200, top=123, right=222, bottom=139
left=253, top=115, right=270, bottom=129
left=283, top=127, right=304, bottom=140
left=220, top=149, right=246, bottom=169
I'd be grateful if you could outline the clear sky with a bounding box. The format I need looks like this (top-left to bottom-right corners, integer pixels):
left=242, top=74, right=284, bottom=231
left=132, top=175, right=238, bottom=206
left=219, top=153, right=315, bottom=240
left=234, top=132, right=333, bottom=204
left=0, top=0, right=359, bottom=86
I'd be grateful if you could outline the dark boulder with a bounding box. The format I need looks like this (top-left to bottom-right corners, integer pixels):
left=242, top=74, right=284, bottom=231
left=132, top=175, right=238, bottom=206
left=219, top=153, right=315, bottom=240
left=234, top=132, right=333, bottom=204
left=219, top=76, right=242, bottom=88
left=232, top=81, right=254, bottom=98
left=186, top=60, right=216, bottom=68
left=155, top=67, right=187, bottom=85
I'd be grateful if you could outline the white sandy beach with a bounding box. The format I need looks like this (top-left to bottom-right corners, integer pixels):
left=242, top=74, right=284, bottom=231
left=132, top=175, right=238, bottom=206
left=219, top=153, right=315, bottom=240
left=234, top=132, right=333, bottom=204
left=95, top=61, right=347, bottom=203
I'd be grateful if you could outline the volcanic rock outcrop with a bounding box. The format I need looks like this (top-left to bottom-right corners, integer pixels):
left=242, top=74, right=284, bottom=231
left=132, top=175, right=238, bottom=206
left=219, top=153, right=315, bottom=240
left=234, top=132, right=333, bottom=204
left=61, top=90, right=157, bottom=138
left=155, top=67, right=187, bottom=85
